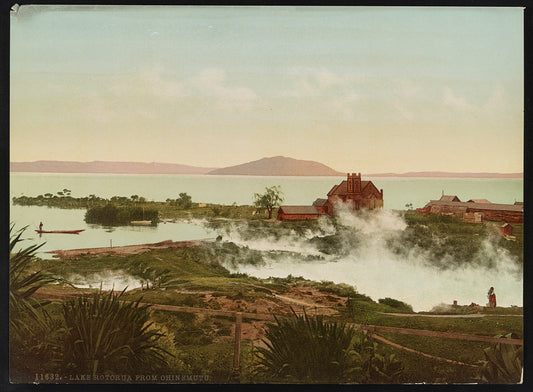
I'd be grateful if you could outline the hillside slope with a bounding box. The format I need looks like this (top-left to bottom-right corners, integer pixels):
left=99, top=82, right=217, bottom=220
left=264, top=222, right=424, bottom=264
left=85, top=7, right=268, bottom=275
left=207, top=156, right=343, bottom=176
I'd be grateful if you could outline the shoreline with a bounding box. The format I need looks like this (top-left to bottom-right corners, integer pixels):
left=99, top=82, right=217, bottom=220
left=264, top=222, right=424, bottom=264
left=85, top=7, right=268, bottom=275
left=47, top=238, right=211, bottom=259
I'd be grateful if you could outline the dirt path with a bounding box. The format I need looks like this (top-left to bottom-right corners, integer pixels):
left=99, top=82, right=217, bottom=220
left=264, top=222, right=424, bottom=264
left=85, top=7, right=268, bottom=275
left=350, top=323, right=523, bottom=346
left=224, top=281, right=341, bottom=316
left=47, top=239, right=209, bottom=259
left=379, top=312, right=523, bottom=318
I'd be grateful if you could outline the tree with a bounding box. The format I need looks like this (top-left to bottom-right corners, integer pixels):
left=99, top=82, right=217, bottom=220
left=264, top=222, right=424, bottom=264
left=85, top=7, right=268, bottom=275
left=253, top=186, right=284, bottom=219
left=176, top=192, right=192, bottom=209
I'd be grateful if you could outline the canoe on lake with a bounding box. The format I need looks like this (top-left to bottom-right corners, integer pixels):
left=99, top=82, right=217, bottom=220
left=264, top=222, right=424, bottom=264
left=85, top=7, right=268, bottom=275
left=35, top=229, right=85, bottom=234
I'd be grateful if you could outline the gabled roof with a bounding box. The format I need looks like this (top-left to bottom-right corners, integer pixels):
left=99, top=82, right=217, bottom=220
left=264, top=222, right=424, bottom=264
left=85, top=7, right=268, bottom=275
left=278, top=206, right=319, bottom=215
left=361, top=181, right=380, bottom=195
left=439, top=195, right=461, bottom=202
left=327, top=180, right=373, bottom=196
left=328, top=181, right=346, bottom=196
left=468, top=199, right=491, bottom=204
left=313, top=198, right=328, bottom=207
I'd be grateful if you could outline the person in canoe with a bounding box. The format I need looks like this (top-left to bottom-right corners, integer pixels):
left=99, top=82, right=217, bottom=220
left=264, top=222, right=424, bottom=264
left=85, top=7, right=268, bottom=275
left=39, top=222, right=43, bottom=231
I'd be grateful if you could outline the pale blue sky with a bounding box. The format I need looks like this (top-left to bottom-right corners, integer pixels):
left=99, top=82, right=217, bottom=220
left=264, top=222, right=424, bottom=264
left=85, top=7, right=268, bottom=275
left=10, top=6, right=523, bottom=173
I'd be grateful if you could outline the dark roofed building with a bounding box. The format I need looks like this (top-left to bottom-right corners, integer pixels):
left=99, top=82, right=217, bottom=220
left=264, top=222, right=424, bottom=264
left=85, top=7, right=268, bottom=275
left=327, top=173, right=383, bottom=213
left=418, top=199, right=523, bottom=223
left=277, top=206, right=320, bottom=221
left=277, top=172, right=383, bottom=221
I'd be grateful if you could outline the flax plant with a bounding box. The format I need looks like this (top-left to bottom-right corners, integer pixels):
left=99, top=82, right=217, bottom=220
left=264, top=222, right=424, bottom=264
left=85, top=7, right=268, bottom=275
left=9, top=224, right=63, bottom=339
left=61, top=289, right=171, bottom=376
left=254, top=310, right=360, bottom=382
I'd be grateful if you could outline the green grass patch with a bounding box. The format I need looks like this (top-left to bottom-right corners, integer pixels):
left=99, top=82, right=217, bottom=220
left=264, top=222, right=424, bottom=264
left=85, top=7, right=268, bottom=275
left=377, top=332, right=489, bottom=364
left=375, top=338, right=480, bottom=383
left=346, top=312, right=523, bottom=338
left=392, top=211, right=523, bottom=267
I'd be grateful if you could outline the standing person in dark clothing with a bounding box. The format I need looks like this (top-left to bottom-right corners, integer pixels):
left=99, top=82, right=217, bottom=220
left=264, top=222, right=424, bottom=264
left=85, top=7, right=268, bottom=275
left=488, top=287, right=497, bottom=308
left=39, top=222, right=43, bottom=231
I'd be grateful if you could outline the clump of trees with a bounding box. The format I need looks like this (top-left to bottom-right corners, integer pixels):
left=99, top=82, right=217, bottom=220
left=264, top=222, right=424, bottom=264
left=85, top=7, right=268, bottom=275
left=85, top=204, right=159, bottom=226
left=166, top=193, right=193, bottom=209
left=13, top=191, right=105, bottom=209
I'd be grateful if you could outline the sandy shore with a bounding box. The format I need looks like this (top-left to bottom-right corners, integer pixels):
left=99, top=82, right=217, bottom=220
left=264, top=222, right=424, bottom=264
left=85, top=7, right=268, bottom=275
left=47, top=239, right=209, bottom=259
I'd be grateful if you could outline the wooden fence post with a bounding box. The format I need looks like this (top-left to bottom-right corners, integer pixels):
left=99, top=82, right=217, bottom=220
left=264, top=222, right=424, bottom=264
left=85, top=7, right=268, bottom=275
left=232, top=312, right=242, bottom=382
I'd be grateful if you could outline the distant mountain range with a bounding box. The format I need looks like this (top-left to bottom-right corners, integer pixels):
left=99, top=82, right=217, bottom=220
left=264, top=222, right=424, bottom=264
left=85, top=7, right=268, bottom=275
left=9, top=160, right=216, bottom=175
left=367, top=171, right=523, bottom=179
left=10, top=158, right=522, bottom=178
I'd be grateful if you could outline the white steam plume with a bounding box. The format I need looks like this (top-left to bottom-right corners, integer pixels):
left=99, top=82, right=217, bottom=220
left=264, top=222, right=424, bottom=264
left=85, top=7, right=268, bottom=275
left=215, top=206, right=522, bottom=312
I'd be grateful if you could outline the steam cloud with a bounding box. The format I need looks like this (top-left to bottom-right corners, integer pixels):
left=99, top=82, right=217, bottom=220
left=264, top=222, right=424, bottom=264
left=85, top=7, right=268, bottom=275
left=68, top=270, right=143, bottom=291
left=212, top=206, right=522, bottom=312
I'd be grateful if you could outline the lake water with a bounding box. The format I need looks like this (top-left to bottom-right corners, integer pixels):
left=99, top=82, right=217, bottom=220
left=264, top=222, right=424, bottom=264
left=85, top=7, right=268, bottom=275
left=9, top=173, right=523, bottom=311
left=10, top=172, right=523, bottom=208
left=10, top=172, right=523, bottom=255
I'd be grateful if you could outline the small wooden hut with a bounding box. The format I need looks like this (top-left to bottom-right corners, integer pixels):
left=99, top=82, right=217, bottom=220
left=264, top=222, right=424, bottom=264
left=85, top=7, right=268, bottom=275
left=501, top=223, right=513, bottom=237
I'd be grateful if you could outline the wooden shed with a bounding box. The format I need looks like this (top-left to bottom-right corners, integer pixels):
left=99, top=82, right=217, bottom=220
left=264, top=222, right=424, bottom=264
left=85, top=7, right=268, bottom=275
left=312, top=198, right=329, bottom=215
left=277, top=206, right=320, bottom=221
left=501, top=223, right=513, bottom=236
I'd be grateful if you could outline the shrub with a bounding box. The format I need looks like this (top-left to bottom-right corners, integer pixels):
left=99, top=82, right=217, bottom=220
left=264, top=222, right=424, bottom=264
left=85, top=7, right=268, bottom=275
left=378, top=297, right=414, bottom=313
left=85, top=204, right=159, bottom=226
left=253, top=309, right=403, bottom=383
left=61, top=290, right=171, bottom=376
left=9, top=225, right=68, bottom=378
left=9, top=224, right=68, bottom=344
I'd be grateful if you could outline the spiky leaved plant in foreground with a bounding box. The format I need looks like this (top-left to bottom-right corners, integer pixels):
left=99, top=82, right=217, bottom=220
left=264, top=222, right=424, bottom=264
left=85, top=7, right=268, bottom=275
left=9, top=224, right=70, bottom=377
left=253, top=309, right=402, bottom=383
left=61, top=289, right=172, bottom=376
left=9, top=224, right=65, bottom=340
left=478, top=342, right=523, bottom=383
